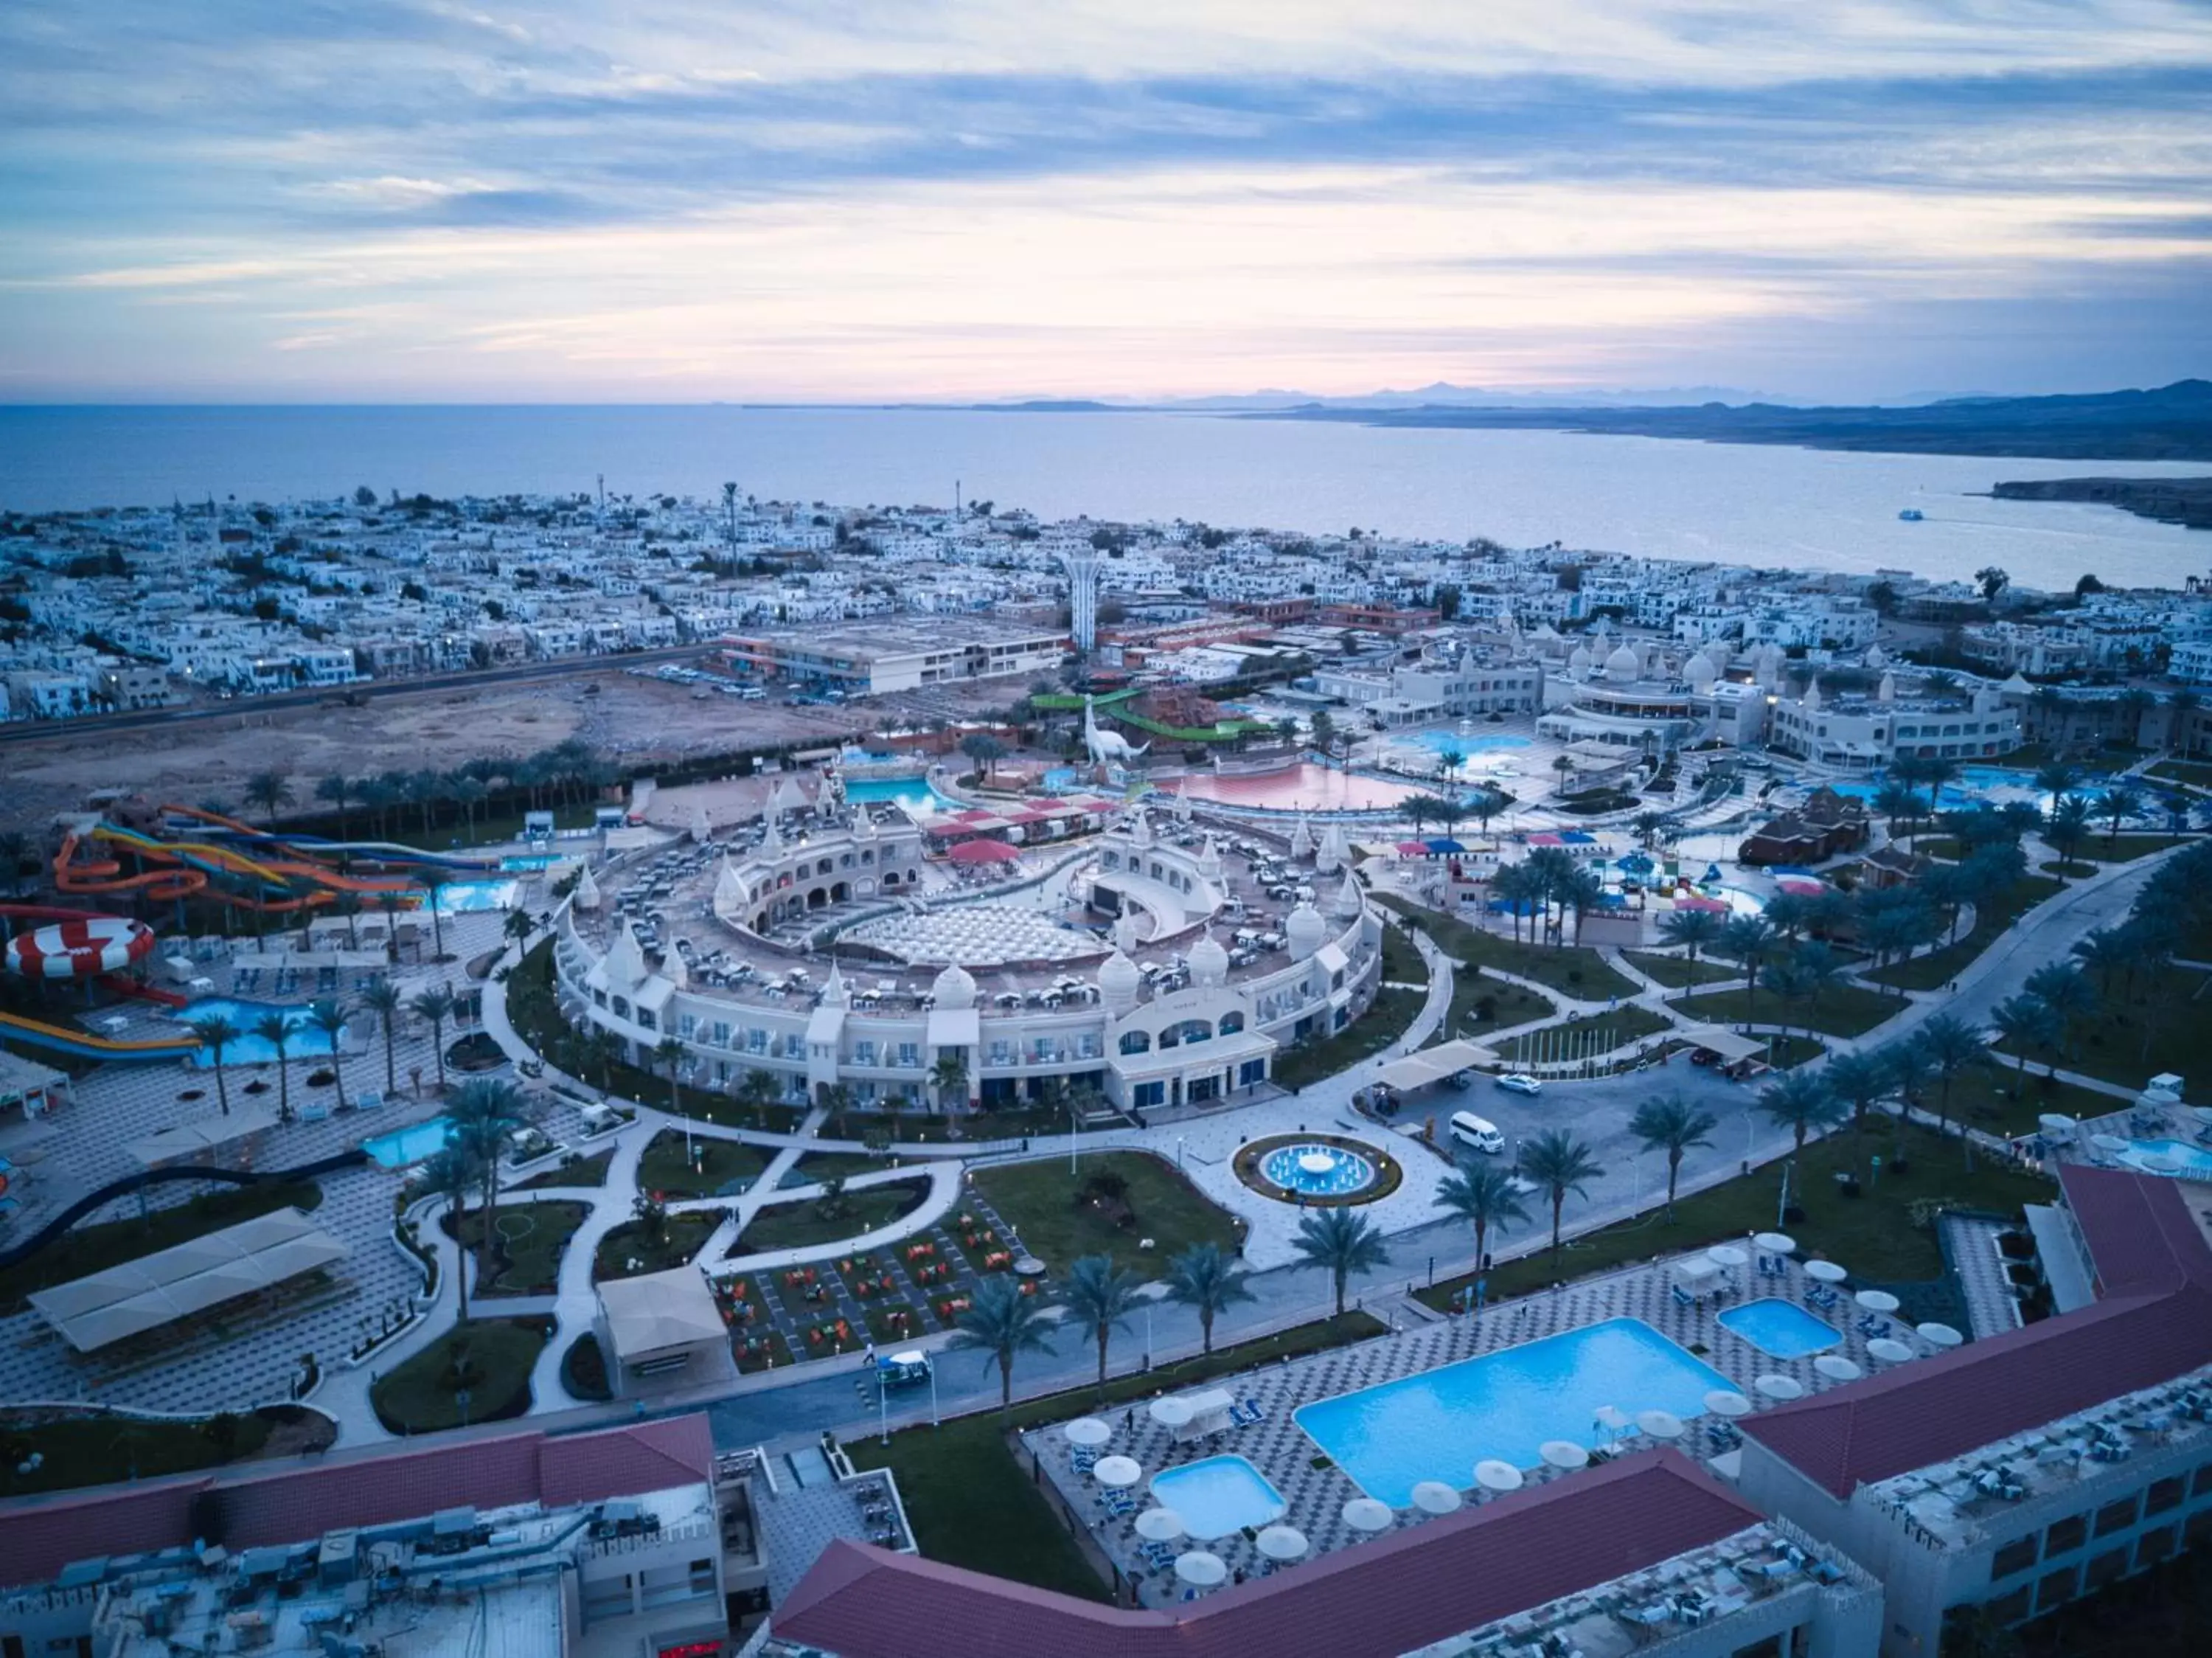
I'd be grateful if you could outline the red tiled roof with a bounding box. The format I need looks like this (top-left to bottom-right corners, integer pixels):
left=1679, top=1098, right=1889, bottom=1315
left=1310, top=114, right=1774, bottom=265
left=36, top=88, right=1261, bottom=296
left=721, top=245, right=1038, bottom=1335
left=2057, top=1162, right=2212, bottom=1295
left=0, top=1416, right=715, bottom=1590
left=775, top=1451, right=1763, bottom=1658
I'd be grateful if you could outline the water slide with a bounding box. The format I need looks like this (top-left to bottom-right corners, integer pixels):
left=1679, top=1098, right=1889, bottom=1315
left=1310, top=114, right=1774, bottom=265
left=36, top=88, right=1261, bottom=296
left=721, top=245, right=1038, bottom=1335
left=0, top=1009, right=200, bottom=1061
left=101, top=973, right=189, bottom=1008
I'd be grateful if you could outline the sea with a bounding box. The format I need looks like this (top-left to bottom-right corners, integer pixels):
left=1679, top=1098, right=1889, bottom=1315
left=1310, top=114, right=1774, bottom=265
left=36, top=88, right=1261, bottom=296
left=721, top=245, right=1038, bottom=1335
left=2, top=405, right=2206, bottom=594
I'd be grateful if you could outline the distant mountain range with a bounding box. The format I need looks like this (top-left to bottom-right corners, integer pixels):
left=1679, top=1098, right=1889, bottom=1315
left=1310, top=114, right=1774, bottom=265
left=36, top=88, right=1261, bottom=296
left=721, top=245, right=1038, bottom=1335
left=967, top=383, right=1772, bottom=414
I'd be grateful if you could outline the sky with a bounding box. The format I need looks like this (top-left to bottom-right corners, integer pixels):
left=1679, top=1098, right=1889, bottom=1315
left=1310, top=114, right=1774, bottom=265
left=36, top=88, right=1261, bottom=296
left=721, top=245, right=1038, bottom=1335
left=1, top=1, right=2208, bottom=403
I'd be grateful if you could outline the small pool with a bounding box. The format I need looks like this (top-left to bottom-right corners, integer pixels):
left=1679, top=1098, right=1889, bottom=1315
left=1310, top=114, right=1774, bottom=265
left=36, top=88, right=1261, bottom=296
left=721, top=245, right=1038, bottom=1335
left=170, top=998, right=347, bottom=1067
left=1397, top=729, right=1534, bottom=757
left=1147, top=1456, right=1287, bottom=1541
left=364, top=1115, right=457, bottom=1169
left=841, top=776, right=959, bottom=815
left=2118, top=1138, right=2212, bottom=1177
left=500, top=854, right=560, bottom=872
left=1717, top=1297, right=1841, bottom=1360
left=1260, top=1142, right=1377, bottom=1198
left=431, top=878, right=520, bottom=913
left=1294, top=1318, right=1731, bottom=1507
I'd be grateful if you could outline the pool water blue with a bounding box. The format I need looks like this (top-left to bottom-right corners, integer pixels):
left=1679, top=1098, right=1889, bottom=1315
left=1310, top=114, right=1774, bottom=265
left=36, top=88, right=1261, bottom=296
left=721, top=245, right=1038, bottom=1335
left=1399, top=729, right=1533, bottom=757
left=500, top=854, right=559, bottom=871
left=1260, top=1142, right=1377, bottom=1198
left=171, top=998, right=348, bottom=1067
left=364, top=1115, right=458, bottom=1168
left=1716, top=1297, right=1841, bottom=1360
left=431, top=878, right=520, bottom=913
left=1147, top=1456, right=1287, bottom=1541
left=1294, top=1318, right=1732, bottom=1506
left=2119, top=1138, right=2212, bottom=1176
left=841, top=776, right=958, bottom=815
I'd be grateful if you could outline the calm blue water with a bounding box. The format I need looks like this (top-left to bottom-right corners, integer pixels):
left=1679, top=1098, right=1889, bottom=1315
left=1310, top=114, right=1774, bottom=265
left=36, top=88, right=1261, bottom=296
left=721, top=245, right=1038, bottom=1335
left=1259, top=1143, right=1377, bottom=1197
left=1147, top=1456, right=1286, bottom=1541
left=843, top=776, right=958, bottom=814
left=501, top=854, right=560, bottom=871
left=431, top=877, right=520, bottom=912
left=1295, top=1318, right=1732, bottom=1505
left=4, top=408, right=2207, bottom=592
left=1716, top=1298, right=1842, bottom=1360
left=364, top=1114, right=457, bottom=1169
left=2120, top=1139, right=2212, bottom=1176
left=173, top=998, right=347, bottom=1066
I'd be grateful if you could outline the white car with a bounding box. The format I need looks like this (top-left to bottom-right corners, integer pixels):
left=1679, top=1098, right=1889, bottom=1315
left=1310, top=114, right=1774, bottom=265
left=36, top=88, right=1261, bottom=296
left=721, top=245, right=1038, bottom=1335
left=1495, top=1073, right=1544, bottom=1097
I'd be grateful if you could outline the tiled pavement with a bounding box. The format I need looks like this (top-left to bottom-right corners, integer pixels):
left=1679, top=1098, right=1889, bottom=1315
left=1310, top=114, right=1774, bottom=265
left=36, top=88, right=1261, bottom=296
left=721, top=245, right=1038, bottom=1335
left=1940, top=1214, right=2023, bottom=1341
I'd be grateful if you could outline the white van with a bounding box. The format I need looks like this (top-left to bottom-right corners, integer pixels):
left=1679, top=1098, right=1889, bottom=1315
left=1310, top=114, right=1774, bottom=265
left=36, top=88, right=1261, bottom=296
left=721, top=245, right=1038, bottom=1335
left=1449, top=1111, right=1506, bottom=1156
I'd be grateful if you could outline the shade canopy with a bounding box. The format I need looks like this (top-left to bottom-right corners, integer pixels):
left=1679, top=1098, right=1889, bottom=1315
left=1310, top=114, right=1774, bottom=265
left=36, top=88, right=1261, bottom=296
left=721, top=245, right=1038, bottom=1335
left=1916, top=1322, right=1966, bottom=1349
left=1703, top=1390, right=1753, bottom=1418
left=1473, top=1459, right=1525, bottom=1493
left=1146, top=1396, right=1193, bottom=1428
left=1753, top=1232, right=1797, bottom=1255
left=1591, top=1404, right=1631, bottom=1432
left=1754, top=1373, right=1806, bottom=1400
left=1255, top=1525, right=1310, bottom=1561
left=1854, top=1289, right=1902, bottom=1314
left=1409, top=1480, right=1464, bottom=1515
left=1803, top=1260, right=1849, bottom=1283
left=597, top=1266, right=728, bottom=1362
left=1064, top=1416, right=1113, bottom=1447
left=2090, top=1132, right=2130, bottom=1152
left=1093, top=1455, right=1143, bottom=1488
left=1867, top=1338, right=1915, bottom=1364
left=1814, top=1355, right=1864, bottom=1381
left=1705, top=1244, right=1750, bottom=1269
left=1174, top=1551, right=1227, bottom=1586
left=1342, top=1497, right=1396, bottom=1533
left=2038, top=1113, right=2076, bottom=1136
left=1672, top=1256, right=1722, bottom=1285
left=1134, top=1508, right=1184, bottom=1542
left=1540, top=1440, right=1590, bottom=1470
left=947, top=839, right=1021, bottom=865
left=1636, top=1409, right=1686, bottom=1440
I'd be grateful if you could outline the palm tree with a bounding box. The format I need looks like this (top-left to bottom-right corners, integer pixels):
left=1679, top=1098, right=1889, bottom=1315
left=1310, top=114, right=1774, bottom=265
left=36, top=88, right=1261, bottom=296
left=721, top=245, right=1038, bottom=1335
left=409, top=984, right=457, bottom=1094
left=1916, top=1013, right=1990, bottom=1162
left=305, top=999, right=350, bottom=1111
left=2044, top=794, right=2093, bottom=875
left=188, top=1013, right=240, bottom=1115
left=929, top=1050, right=969, bottom=1117
left=447, top=1078, right=524, bottom=1290
left=1492, top=864, right=1534, bottom=945
left=2094, top=785, right=2140, bottom=848
left=244, top=769, right=294, bottom=827
left=959, top=732, right=1006, bottom=781
left=1164, top=1242, right=1254, bottom=1356
left=1759, top=960, right=1818, bottom=1040
left=951, top=1273, right=1056, bottom=1413
left=737, top=1067, right=780, bottom=1130
left=1627, top=1095, right=1718, bottom=1218
left=1822, top=1048, right=1892, bottom=1156
left=416, top=870, right=453, bottom=960
left=1291, top=1207, right=1391, bottom=1317
left=653, top=1036, right=687, bottom=1117
left=1432, top=1158, right=1529, bottom=1291
left=1718, top=915, right=1776, bottom=1019
left=1757, top=1069, right=1842, bottom=1158
left=314, top=774, right=355, bottom=836
left=1521, top=1128, right=1605, bottom=1265
left=2168, top=687, right=2202, bottom=757
left=252, top=1010, right=294, bottom=1123
left=1060, top=1252, right=1142, bottom=1397
left=358, top=979, right=403, bottom=1097
left=1873, top=783, right=1921, bottom=849
left=2023, top=961, right=2097, bottom=1061
left=375, top=889, right=406, bottom=961
left=1656, top=908, right=1722, bottom=974
left=2031, top=760, right=2078, bottom=804
left=420, top=1146, right=481, bottom=1322
left=1990, top=994, right=2062, bottom=1081
left=1631, top=811, right=1669, bottom=850
left=818, top=1081, right=855, bottom=1140
left=502, top=909, right=534, bottom=951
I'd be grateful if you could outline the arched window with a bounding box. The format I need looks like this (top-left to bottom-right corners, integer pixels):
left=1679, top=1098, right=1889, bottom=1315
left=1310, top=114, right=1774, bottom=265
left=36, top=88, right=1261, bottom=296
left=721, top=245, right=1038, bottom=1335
left=883, top=870, right=900, bottom=887
left=1218, top=1011, right=1245, bottom=1036
left=1166, top=1019, right=1212, bottom=1047
left=1119, top=1030, right=1151, bottom=1055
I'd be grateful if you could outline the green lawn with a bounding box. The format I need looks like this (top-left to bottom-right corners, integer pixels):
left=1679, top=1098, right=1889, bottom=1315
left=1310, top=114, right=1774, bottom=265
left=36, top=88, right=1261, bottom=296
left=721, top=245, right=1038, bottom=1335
left=594, top=1210, right=723, bottom=1280
left=1419, top=1117, right=2053, bottom=1315
left=639, top=1129, right=770, bottom=1199
left=371, top=1317, right=550, bottom=1435
left=846, top=1312, right=1385, bottom=1599
left=786, top=1151, right=901, bottom=1184
left=968, top=1151, right=1242, bottom=1276
left=2146, top=759, right=2212, bottom=789
left=2087, top=834, right=2196, bottom=863
left=510, top=1148, right=613, bottom=1190
left=2041, top=861, right=2100, bottom=880
left=1271, top=987, right=1426, bottom=1089
left=1374, top=893, right=1638, bottom=1001
left=1944, top=1064, right=2125, bottom=1139
left=1624, top=951, right=1739, bottom=990
left=0, top=1406, right=324, bottom=1499
left=736, top=1179, right=932, bottom=1254
left=442, top=1201, right=589, bottom=1297
left=1992, top=965, right=2212, bottom=1091
left=1864, top=875, right=2063, bottom=992
left=560, top=1333, right=613, bottom=1402
left=1669, top=980, right=1901, bottom=1038
left=1424, top=967, right=1555, bottom=1050
left=1379, top=920, right=1430, bottom=987
left=0, top=1181, right=321, bottom=1314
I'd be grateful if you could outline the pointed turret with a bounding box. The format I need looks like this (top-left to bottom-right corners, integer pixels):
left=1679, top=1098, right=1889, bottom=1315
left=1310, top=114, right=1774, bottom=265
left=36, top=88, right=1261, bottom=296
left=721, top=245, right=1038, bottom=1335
left=573, top=862, right=602, bottom=912
left=605, top=918, right=649, bottom=990
left=1289, top=814, right=1314, bottom=861
left=1316, top=821, right=1349, bottom=875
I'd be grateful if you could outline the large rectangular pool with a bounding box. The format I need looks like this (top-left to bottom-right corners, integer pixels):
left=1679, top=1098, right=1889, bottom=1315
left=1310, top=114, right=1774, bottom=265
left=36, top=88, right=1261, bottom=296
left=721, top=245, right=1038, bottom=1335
left=1716, top=1297, right=1840, bottom=1360
left=363, top=1115, right=456, bottom=1169
left=1293, top=1318, right=1732, bottom=1507
left=170, top=998, right=347, bottom=1067
left=1147, top=1456, right=1287, bottom=1541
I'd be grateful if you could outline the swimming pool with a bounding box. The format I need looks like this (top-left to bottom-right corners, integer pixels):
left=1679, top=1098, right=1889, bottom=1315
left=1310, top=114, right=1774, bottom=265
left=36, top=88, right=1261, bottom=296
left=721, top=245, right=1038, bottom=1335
left=500, top=854, right=560, bottom=871
left=1397, top=729, right=1534, bottom=758
left=1716, top=1298, right=1841, bottom=1360
left=1147, top=1456, right=1287, bottom=1541
left=2118, top=1138, right=2212, bottom=1177
left=171, top=998, right=348, bottom=1067
left=364, top=1115, right=457, bottom=1169
left=1294, top=1319, right=1732, bottom=1506
left=842, top=776, right=959, bottom=815
left=431, top=878, right=521, bottom=913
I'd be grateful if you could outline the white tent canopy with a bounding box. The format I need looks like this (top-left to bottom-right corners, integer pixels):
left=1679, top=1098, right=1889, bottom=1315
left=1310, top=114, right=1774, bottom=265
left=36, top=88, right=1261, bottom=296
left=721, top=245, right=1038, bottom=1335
left=1375, top=1040, right=1500, bottom=1092
left=597, top=1266, right=727, bottom=1362
left=127, top=1109, right=282, bottom=1169
left=1675, top=1025, right=1769, bottom=1063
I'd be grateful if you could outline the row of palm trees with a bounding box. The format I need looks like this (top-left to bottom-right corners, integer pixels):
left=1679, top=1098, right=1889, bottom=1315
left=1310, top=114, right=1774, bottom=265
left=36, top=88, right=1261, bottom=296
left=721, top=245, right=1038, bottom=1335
left=185, top=981, right=468, bottom=1117
left=1489, top=846, right=1608, bottom=948
left=414, top=1081, right=529, bottom=1321
left=307, top=740, right=616, bottom=843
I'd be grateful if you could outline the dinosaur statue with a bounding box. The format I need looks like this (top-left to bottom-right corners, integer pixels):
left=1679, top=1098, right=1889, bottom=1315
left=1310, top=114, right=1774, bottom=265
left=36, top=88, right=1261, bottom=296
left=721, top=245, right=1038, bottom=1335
left=1083, top=693, right=1150, bottom=767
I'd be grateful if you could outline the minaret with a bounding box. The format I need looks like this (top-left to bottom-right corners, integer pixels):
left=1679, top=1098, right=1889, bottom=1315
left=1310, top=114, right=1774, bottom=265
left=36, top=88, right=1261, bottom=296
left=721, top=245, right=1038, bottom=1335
left=1062, top=544, right=1102, bottom=653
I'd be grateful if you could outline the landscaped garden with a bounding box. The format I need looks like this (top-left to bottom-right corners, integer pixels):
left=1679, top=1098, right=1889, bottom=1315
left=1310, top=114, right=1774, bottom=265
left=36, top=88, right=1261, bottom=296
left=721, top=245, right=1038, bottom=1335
left=370, top=1317, right=551, bottom=1435
left=1379, top=920, right=1430, bottom=987
left=441, top=1201, right=590, bottom=1297
left=1864, top=874, right=2062, bottom=991
left=594, top=1204, right=723, bottom=1280
left=0, top=1404, right=333, bottom=1499
left=1669, top=980, right=1900, bottom=1039
left=734, top=1177, right=933, bottom=1255
left=1623, top=950, right=1739, bottom=990
left=1375, top=893, right=1639, bottom=1001
left=638, top=1129, right=769, bottom=1199
left=1272, top=986, right=1425, bottom=1089
left=967, top=1151, right=1242, bottom=1275
left=786, top=1150, right=901, bottom=1185
left=511, top=1148, right=613, bottom=1190
left=1425, top=965, right=1554, bottom=1050
left=560, top=1332, right=612, bottom=1402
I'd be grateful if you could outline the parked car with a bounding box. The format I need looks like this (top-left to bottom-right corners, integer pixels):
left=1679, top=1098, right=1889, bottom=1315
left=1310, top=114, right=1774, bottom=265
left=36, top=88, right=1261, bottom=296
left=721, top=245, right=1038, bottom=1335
left=1495, top=1073, right=1543, bottom=1097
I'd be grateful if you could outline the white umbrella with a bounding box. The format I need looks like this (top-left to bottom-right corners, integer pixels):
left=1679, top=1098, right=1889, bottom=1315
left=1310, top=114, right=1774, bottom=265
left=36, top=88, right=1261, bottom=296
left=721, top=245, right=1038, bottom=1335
left=1540, top=1439, right=1590, bottom=1470
left=1814, top=1355, right=1863, bottom=1381
left=1474, top=1459, right=1525, bottom=1494
left=1065, top=1416, right=1113, bottom=1447
left=1410, top=1480, right=1464, bottom=1515
left=1854, top=1289, right=1901, bottom=1314
left=1755, top=1373, right=1805, bottom=1400
left=1147, top=1396, right=1194, bottom=1429
left=1592, top=1404, right=1630, bottom=1436
left=1093, top=1455, right=1143, bottom=1488
left=1916, top=1322, right=1966, bottom=1349
left=1804, top=1260, right=1848, bottom=1284
left=1703, top=1390, right=1753, bottom=1418
left=1135, top=1508, right=1185, bottom=1543
left=1175, top=1550, right=1227, bottom=1586
left=1867, top=1338, right=1915, bottom=1364
left=2038, top=1112, right=2076, bottom=1136
left=1705, top=1244, right=1750, bottom=1269
left=1754, top=1232, right=1797, bottom=1255
left=1637, top=1409, right=1686, bottom=1440
left=1256, top=1525, right=1309, bottom=1561
left=2142, top=1153, right=2182, bottom=1174
left=2090, top=1132, right=2129, bottom=1153
left=1342, top=1496, right=1396, bottom=1532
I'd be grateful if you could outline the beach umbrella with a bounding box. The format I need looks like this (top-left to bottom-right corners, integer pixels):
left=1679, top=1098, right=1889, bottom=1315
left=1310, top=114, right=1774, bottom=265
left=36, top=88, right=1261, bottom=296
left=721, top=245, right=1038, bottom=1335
left=1093, top=1455, right=1143, bottom=1488
left=1814, top=1355, right=1863, bottom=1381
left=2090, top=1132, right=2129, bottom=1153
left=1703, top=1390, right=1753, bottom=1418
left=1474, top=1460, right=1525, bottom=1494
left=1064, top=1417, right=1112, bottom=1447
left=1342, top=1497, right=1396, bottom=1533
left=1754, top=1232, right=1797, bottom=1255
left=1256, top=1525, right=1310, bottom=1561
left=2141, top=1153, right=2182, bottom=1174
left=1867, top=1338, right=1915, bottom=1364
left=1804, top=1260, right=1848, bottom=1284
left=1410, top=1480, right=1464, bottom=1515
left=1854, top=1289, right=1901, bottom=1314
left=1147, top=1396, right=1193, bottom=1429
left=1754, top=1373, right=1805, bottom=1400
left=1637, top=1409, right=1686, bottom=1440
left=2037, top=1113, right=2076, bottom=1138
left=1540, top=1440, right=1590, bottom=1470
left=1916, top=1322, right=1966, bottom=1349
left=1591, top=1404, right=1630, bottom=1438
left=1135, top=1508, right=1185, bottom=1543
left=1705, top=1244, right=1750, bottom=1269
left=1174, top=1550, right=1227, bottom=1587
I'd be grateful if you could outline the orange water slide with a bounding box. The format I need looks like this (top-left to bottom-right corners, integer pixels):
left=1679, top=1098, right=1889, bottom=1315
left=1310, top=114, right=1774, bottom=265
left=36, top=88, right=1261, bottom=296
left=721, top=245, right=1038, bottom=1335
left=53, top=829, right=207, bottom=901
left=155, top=805, right=420, bottom=897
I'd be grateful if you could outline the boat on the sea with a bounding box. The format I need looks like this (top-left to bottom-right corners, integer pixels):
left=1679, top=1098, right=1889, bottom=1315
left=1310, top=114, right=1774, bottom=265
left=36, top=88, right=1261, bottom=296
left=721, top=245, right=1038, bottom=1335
left=1897, top=508, right=1925, bottom=521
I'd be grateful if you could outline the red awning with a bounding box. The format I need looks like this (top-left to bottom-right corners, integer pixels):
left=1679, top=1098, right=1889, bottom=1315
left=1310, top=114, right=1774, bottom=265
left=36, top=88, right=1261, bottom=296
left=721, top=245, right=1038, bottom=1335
left=947, top=840, right=1020, bottom=864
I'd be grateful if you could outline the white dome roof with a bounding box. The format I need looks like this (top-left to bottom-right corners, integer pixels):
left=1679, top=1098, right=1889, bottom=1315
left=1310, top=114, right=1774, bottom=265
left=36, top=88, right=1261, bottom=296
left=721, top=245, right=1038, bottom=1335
left=1605, top=642, right=1641, bottom=679
left=1286, top=903, right=1328, bottom=957
left=1863, top=642, right=1888, bottom=670
left=1188, top=930, right=1230, bottom=988
left=1568, top=643, right=1593, bottom=672
left=931, top=962, right=978, bottom=1010
left=1098, top=948, right=1141, bottom=998
left=1685, top=651, right=1717, bottom=690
